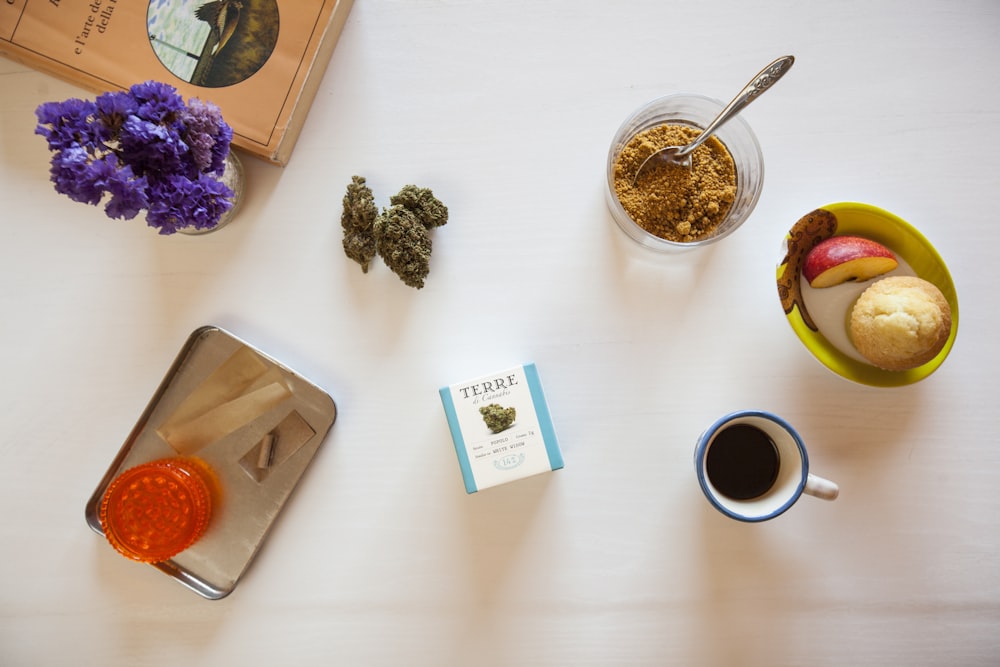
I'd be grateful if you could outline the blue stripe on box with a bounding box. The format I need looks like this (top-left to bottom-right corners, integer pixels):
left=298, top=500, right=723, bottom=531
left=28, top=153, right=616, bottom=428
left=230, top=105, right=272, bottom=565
left=439, top=386, right=478, bottom=493
left=523, top=363, right=564, bottom=471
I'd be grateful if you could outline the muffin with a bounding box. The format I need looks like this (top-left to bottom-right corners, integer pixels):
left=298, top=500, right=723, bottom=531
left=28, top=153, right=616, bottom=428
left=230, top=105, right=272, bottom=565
left=849, top=276, right=952, bottom=371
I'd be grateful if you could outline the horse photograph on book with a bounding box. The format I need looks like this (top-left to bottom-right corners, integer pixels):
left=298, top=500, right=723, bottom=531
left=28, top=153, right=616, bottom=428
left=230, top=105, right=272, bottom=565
left=148, top=0, right=279, bottom=88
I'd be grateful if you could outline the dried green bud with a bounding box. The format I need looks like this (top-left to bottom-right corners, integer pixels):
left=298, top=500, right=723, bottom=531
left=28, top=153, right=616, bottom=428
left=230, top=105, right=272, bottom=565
left=341, top=175, right=378, bottom=273
left=479, top=403, right=516, bottom=433
left=374, top=205, right=432, bottom=289
left=390, top=184, right=449, bottom=229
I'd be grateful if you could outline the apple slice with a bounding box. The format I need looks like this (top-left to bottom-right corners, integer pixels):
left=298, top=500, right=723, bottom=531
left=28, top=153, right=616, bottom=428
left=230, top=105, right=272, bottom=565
left=803, top=235, right=899, bottom=288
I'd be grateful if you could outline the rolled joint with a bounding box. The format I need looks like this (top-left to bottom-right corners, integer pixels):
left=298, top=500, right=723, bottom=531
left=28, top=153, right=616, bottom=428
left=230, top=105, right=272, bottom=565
left=257, top=434, right=276, bottom=470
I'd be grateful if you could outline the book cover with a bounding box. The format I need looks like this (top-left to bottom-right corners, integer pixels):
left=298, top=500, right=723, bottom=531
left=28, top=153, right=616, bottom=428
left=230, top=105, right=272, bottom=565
left=1, top=0, right=354, bottom=165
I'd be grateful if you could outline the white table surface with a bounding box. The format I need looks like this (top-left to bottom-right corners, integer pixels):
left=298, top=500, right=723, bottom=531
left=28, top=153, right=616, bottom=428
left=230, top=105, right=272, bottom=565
left=2, top=1, right=999, bottom=665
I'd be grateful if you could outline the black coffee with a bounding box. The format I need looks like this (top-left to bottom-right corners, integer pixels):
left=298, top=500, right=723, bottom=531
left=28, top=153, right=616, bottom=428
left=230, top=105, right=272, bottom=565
left=706, top=423, right=780, bottom=500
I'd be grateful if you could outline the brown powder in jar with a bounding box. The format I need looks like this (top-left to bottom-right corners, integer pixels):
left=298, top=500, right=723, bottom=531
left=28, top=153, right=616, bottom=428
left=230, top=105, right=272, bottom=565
left=613, top=124, right=737, bottom=243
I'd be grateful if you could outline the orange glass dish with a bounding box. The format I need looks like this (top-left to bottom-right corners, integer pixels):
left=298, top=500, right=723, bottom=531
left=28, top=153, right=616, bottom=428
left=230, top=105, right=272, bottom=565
left=99, top=458, right=213, bottom=563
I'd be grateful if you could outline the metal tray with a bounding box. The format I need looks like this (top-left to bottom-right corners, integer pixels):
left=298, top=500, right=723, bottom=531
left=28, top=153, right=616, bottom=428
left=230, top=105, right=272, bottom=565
left=85, top=325, right=337, bottom=599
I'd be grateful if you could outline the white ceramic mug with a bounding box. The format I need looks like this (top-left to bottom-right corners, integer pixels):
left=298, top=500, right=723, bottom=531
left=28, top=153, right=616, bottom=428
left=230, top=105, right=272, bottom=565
left=694, top=410, right=838, bottom=522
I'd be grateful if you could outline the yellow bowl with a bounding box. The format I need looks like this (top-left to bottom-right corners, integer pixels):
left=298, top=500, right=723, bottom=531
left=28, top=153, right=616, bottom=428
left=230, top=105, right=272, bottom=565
left=776, top=202, right=959, bottom=387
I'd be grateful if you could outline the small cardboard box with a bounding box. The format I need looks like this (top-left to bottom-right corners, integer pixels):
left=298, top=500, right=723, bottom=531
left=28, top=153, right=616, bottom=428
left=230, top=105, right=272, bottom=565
left=439, top=363, right=563, bottom=493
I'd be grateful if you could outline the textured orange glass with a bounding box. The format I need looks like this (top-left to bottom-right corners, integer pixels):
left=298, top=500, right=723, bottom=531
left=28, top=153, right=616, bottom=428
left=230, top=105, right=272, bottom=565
left=99, top=458, right=213, bottom=563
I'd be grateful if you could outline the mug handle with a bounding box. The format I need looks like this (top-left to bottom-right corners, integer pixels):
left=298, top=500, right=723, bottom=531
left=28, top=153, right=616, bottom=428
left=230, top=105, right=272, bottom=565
left=803, top=474, right=839, bottom=501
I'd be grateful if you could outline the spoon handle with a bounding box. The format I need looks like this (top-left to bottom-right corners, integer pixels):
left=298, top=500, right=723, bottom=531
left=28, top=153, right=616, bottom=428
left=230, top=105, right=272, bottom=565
left=676, top=55, right=795, bottom=158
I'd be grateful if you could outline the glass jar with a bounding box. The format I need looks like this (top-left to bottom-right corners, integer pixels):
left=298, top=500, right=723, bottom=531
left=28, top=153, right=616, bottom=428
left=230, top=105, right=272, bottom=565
left=178, top=150, right=245, bottom=235
left=606, top=93, right=765, bottom=251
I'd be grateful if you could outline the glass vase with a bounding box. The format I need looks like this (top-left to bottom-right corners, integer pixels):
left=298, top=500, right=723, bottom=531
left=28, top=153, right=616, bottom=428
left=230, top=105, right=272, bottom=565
left=178, top=150, right=246, bottom=235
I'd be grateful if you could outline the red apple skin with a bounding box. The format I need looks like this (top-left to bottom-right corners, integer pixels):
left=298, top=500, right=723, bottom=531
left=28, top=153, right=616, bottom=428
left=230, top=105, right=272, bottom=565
left=803, top=235, right=899, bottom=288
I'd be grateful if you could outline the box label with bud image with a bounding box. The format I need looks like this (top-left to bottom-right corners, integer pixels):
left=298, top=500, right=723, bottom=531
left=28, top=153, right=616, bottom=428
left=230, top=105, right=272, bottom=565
left=439, top=363, right=563, bottom=493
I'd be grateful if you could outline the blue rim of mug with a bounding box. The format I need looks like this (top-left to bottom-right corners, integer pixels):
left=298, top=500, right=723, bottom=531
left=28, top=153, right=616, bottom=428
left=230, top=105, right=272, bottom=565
left=694, top=410, right=810, bottom=522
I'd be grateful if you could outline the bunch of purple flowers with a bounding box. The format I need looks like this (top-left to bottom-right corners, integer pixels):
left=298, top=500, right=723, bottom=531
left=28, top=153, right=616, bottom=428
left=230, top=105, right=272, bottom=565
left=35, top=81, right=235, bottom=235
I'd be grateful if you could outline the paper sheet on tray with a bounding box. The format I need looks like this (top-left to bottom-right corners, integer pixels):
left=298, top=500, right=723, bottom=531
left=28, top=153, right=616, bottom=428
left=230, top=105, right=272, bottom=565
left=157, top=346, right=292, bottom=455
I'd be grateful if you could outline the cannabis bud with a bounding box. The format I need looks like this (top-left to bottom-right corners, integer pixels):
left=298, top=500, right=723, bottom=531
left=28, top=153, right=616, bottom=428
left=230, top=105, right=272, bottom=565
left=339, top=177, right=448, bottom=288
left=341, top=175, right=378, bottom=273
left=479, top=403, right=516, bottom=433
left=390, top=184, right=449, bottom=229
left=374, top=205, right=432, bottom=289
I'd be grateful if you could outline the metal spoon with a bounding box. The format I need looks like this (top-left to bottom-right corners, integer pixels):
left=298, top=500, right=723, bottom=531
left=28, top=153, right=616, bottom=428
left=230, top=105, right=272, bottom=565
left=631, top=55, right=794, bottom=184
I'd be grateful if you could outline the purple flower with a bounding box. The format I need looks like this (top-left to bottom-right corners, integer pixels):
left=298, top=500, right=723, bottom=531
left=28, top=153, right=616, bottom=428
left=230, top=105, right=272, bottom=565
left=127, top=80, right=186, bottom=125
left=48, top=145, right=103, bottom=205
left=35, top=98, right=98, bottom=151
left=180, top=98, right=232, bottom=173
left=93, top=89, right=137, bottom=142
left=35, top=80, right=235, bottom=234
left=101, top=163, right=150, bottom=220
left=145, top=174, right=234, bottom=234
left=118, top=114, right=188, bottom=178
